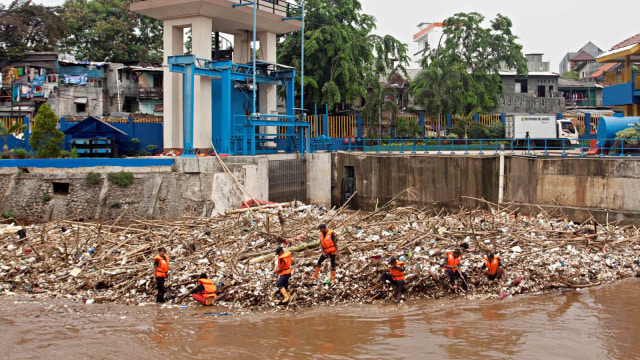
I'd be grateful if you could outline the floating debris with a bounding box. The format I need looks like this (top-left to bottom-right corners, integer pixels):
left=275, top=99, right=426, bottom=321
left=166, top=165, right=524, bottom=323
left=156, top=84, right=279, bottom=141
left=1, top=200, right=639, bottom=310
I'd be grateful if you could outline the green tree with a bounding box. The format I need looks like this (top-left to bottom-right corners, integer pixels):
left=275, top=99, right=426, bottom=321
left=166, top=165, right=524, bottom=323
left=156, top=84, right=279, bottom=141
left=277, top=0, right=409, bottom=111
left=451, top=106, right=484, bottom=139
left=62, top=0, right=162, bottom=62
left=361, top=75, right=398, bottom=136
left=562, top=70, right=580, bottom=80
left=417, top=12, right=527, bottom=114
left=409, top=62, right=465, bottom=135
left=0, top=121, right=26, bottom=158
left=30, top=103, right=64, bottom=158
left=0, top=0, right=66, bottom=62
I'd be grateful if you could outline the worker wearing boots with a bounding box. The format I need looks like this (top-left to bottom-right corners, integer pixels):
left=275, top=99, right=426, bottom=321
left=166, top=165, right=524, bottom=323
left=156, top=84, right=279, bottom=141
left=310, top=223, right=338, bottom=283
left=444, top=249, right=468, bottom=291
left=153, top=247, right=170, bottom=303
left=380, top=256, right=406, bottom=303
left=274, top=246, right=293, bottom=304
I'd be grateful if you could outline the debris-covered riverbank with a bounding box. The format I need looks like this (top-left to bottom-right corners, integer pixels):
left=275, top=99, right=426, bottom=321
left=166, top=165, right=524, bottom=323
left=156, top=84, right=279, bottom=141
left=1, top=200, right=639, bottom=310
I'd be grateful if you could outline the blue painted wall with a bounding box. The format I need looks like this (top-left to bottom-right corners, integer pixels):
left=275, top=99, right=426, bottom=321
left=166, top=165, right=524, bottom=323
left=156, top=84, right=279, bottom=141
left=603, top=83, right=639, bottom=106
left=0, top=134, right=27, bottom=152
left=59, top=118, right=163, bottom=155
left=0, top=158, right=174, bottom=168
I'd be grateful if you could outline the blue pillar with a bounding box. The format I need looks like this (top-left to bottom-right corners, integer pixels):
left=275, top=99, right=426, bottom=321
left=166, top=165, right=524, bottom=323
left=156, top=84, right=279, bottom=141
left=286, top=73, right=296, bottom=152
left=556, top=113, right=562, bottom=120
left=220, top=68, right=232, bottom=154
left=298, top=126, right=304, bottom=153
left=24, top=116, right=31, bottom=152
left=585, top=113, right=591, bottom=136
left=500, top=113, right=505, bottom=125
left=322, top=113, right=329, bottom=138
left=446, top=113, right=452, bottom=128
left=473, top=113, right=479, bottom=123
left=181, top=63, right=195, bottom=157
left=419, top=113, right=425, bottom=137
left=356, top=113, right=363, bottom=138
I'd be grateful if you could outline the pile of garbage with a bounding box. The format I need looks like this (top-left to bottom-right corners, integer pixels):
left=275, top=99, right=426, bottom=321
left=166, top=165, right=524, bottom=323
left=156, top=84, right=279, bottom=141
left=1, top=199, right=639, bottom=310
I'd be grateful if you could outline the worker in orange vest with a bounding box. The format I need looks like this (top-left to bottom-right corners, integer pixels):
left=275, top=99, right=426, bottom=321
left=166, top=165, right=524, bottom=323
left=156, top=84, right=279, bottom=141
left=481, top=252, right=504, bottom=281
left=310, top=223, right=338, bottom=283
left=153, top=247, right=170, bottom=303
left=190, top=273, right=217, bottom=305
left=274, top=246, right=293, bottom=304
left=444, top=249, right=468, bottom=290
left=380, top=256, right=406, bottom=303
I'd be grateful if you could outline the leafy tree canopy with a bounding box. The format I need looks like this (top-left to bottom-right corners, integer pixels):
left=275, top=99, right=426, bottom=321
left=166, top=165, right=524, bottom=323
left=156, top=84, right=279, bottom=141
left=278, top=0, right=409, bottom=111
left=30, top=103, right=64, bottom=158
left=562, top=70, right=580, bottom=80
left=62, top=0, right=162, bottom=62
left=414, top=12, right=527, bottom=115
left=0, top=0, right=66, bottom=63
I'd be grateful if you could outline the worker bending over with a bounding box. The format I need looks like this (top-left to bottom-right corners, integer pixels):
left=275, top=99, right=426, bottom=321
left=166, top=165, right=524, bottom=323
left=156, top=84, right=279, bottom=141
left=444, top=249, right=468, bottom=290
left=310, top=223, right=338, bottom=283
left=190, top=273, right=217, bottom=305
left=274, top=246, right=293, bottom=304
left=482, top=253, right=504, bottom=281
left=381, top=256, right=406, bottom=303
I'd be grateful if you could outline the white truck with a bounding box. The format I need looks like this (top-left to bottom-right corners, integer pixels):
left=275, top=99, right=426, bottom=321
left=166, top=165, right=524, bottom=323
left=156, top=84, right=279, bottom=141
left=505, top=114, right=579, bottom=147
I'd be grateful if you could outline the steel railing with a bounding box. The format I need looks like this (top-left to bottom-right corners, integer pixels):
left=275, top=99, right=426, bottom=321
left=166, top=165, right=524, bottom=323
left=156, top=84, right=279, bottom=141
left=329, top=137, right=640, bottom=158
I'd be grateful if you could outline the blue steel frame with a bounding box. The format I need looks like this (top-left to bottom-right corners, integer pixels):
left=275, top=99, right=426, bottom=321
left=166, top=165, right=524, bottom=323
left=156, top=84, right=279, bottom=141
left=168, top=55, right=308, bottom=156
left=169, top=1, right=307, bottom=157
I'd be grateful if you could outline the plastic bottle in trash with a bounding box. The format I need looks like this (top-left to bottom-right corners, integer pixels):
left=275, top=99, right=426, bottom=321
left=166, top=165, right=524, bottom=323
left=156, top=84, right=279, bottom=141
left=560, top=260, right=565, bottom=267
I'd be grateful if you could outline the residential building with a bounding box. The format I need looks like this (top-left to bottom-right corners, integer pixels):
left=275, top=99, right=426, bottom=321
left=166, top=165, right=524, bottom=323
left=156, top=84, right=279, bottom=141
left=557, top=78, right=602, bottom=107
left=1, top=52, right=164, bottom=122
left=596, top=33, right=640, bottom=116
left=412, top=22, right=444, bottom=64
left=498, top=53, right=564, bottom=113
left=559, top=41, right=603, bottom=76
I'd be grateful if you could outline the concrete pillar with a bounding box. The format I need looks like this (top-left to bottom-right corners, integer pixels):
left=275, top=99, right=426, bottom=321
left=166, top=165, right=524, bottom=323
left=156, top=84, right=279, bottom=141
left=163, top=16, right=212, bottom=152
left=259, top=32, right=277, bottom=147
left=163, top=21, right=184, bottom=150
left=233, top=32, right=252, bottom=63
left=305, top=152, right=332, bottom=208
left=191, top=16, right=213, bottom=151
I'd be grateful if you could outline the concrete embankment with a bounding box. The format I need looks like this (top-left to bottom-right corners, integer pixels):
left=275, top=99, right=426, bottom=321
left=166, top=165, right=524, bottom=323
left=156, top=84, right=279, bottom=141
left=333, top=153, right=640, bottom=224
left=2, top=152, right=640, bottom=224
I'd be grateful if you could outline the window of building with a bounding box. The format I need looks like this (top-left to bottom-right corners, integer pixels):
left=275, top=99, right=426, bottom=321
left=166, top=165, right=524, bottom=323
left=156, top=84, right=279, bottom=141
left=515, top=79, right=528, bottom=93
left=76, top=103, right=86, bottom=112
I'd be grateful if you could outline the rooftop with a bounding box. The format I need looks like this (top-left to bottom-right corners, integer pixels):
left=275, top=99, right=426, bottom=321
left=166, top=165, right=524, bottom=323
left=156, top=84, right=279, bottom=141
left=130, top=0, right=301, bottom=34
left=570, top=51, right=596, bottom=62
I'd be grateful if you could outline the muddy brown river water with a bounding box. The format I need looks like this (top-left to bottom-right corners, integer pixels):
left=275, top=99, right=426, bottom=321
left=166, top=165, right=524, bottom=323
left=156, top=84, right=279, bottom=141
left=1, top=279, right=639, bottom=359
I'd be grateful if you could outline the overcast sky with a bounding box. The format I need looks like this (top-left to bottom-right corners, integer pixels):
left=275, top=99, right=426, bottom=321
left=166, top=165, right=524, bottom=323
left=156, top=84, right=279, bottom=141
left=5, top=0, right=640, bottom=71
left=361, top=0, right=640, bottom=70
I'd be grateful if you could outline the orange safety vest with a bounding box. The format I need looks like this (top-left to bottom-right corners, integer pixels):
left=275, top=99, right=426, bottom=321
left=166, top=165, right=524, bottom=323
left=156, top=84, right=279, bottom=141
left=320, top=230, right=337, bottom=255
left=446, top=252, right=460, bottom=273
left=154, top=254, right=169, bottom=278
left=277, top=251, right=293, bottom=275
left=484, top=256, right=500, bottom=275
left=197, top=278, right=217, bottom=299
left=389, top=261, right=405, bottom=281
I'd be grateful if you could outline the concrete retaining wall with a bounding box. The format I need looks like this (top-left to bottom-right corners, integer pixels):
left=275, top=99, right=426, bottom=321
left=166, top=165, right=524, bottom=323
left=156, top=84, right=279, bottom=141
left=504, top=156, right=640, bottom=223
left=333, top=153, right=499, bottom=211
left=0, top=157, right=272, bottom=222
left=332, top=152, right=640, bottom=224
